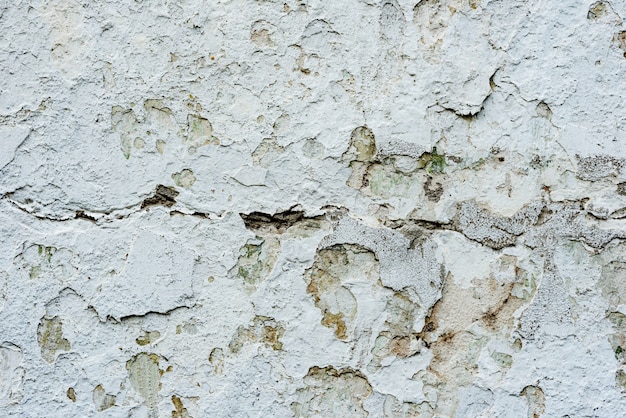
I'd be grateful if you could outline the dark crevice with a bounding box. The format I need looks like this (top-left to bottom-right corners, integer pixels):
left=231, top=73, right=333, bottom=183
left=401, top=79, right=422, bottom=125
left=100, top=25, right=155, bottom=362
left=141, top=185, right=179, bottom=208
left=240, top=206, right=325, bottom=234
left=116, top=305, right=193, bottom=323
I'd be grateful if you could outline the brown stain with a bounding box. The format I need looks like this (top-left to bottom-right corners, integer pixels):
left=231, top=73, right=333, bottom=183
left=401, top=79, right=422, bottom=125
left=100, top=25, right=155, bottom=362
left=172, top=395, right=191, bottom=418
left=416, top=271, right=530, bottom=414
left=420, top=274, right=523, bottom=343
left=263, top=325, right=283, bottom=350
left=66, top=387, right=76, bottom=402
left=389, top=336, right=415, bottom=358
left=209, top=347, right=225, bottom=375
left=322, top=312, right=347, bottom=340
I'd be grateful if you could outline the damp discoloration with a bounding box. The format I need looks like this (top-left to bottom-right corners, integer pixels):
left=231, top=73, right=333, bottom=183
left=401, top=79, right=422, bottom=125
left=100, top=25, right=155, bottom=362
left=6, top=1, right=626, bottom=416
left=14, top=244, right=77, bottom=282
left=383, top=394, right=434, bottom=417
left=608, top=313, right=626, bottom=365
left=344, top=126, right=378, bottom=189
left=613, top=30, right=625, bottom=56
left=424, top=176, right=444, bottom=202
left=344, top=127, right=377, bottom=163
left=228, top=316, right=285, bottom=354
left=251, top=20, right=276, bottom=49
left=415, top=266, right=530, bottom=415
left=232, top=237, right=280, bottom=291
left=0, top=272, right=6, bottom=312
left=617, top=368, right=626, bottom=391
left=599, top=261, right=626, bottom=310
left=92, top=384, right=116, bottom=412
left=369, top=290, right=422, bottom=370
left=172, top=169, right=197, bottom=188
left=252, top=137, right=284, bottom=168
left=306, top=244, right=380, bottom=340
left=111, top=106, right=140, bottom=159
left=37, top=316, right=71, bottom=363
left=186, top=114, right=219, bottom=149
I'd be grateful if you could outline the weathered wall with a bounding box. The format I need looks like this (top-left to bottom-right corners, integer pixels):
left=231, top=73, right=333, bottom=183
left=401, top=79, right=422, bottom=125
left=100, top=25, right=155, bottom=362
left=2, top=0, right=626, bottom=416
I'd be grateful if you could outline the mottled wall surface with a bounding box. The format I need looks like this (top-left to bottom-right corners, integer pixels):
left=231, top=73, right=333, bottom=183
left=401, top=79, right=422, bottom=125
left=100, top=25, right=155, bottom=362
left=1, top=1, right=626, bottom=417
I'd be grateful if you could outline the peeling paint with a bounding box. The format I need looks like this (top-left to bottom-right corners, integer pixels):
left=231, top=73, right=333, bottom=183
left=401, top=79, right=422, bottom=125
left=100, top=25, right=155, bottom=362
left=2, top=1, right=626, bottom=416
left=292, top=366, right=372, bottom=417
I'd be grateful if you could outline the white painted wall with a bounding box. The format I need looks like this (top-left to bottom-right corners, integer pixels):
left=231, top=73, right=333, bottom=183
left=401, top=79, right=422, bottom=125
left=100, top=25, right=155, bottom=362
left=2, top=1, right=626, bottom=416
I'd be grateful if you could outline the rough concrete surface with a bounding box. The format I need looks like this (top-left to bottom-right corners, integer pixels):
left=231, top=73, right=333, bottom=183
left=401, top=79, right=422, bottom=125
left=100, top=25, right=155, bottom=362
left=1, top=0, right=626, bottom=417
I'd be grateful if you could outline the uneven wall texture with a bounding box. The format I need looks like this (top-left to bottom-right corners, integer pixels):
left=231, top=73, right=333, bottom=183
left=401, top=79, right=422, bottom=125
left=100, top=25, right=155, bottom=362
left=2, top=0, right=626, bottom=417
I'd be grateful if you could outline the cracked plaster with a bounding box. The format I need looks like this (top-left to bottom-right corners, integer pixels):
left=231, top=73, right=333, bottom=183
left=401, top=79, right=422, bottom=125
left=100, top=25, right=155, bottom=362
left=2, top=0, right=626, bottom=417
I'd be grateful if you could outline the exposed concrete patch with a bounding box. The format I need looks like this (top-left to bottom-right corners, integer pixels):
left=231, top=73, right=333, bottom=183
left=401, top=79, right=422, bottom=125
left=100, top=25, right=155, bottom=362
left=127, top=353, right=162, bottom=415
left=291, top=366, right=373, bottom=417
left=575, top=154, right=624, bottom=181
left=0, top=343, right=24, bottom=406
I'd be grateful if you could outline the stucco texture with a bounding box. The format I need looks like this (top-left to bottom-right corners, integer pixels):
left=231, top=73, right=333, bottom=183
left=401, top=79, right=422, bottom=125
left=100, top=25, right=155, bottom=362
left=2, top=1, right=626, bottom=417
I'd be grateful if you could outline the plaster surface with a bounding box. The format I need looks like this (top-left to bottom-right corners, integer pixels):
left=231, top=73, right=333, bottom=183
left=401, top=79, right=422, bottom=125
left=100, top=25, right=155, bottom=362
left=2, top=1, right=626, bottom=416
